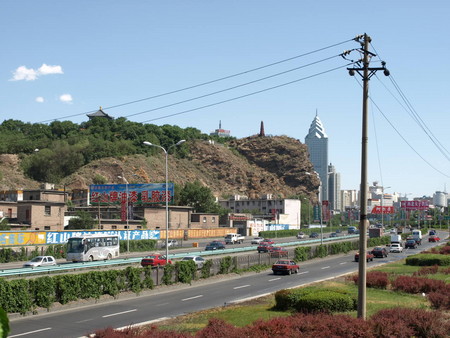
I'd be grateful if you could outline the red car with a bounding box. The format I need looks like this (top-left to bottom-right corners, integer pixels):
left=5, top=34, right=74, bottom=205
left=261, top=239, right=275, bottom=245
left=269, top=246, right=288, bottom=258
left=141, top=253, right=172, bottom=267
left=272, top=259, right=299, bottom=275
left=354, top=251, right=374, bottom=262
left=257, top=243, right=273, bottom=253
left=429, top=235, right=440, bottom=242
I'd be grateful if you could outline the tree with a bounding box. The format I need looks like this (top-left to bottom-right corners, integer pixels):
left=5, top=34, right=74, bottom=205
left=179, top=181, right=225, bottom=214
left=67, top=211, right=95, bottom=229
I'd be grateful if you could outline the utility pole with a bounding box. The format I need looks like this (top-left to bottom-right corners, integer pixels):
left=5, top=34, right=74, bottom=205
left=347, top=33, right=389, bottom=319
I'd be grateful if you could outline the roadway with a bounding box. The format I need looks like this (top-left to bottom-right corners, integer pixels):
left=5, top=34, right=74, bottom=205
left=8, top=231, right=447, bottom=338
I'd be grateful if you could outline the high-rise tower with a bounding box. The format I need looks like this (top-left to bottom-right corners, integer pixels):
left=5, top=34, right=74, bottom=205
left=305, top=112, right=329, bottom=202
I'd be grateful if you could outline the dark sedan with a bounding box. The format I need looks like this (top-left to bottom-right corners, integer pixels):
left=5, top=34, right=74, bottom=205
left=309, top=232, right=319, bottom=238
left=205, top=242, right=225, bottom=250
left=371, top=246, right=388, bottom=258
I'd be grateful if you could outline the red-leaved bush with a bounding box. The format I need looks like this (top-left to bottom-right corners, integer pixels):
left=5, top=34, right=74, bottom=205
left=371, top=308, right=450, bottom=338
left=348, top=270, right=389, bottom=289
left=195, top=318, right=242, bottom=338
left=413, top=265, right=439, bottom=276
left=427, top=284, right=450, bottom=310
left=391, top=275, right=446, bottom=294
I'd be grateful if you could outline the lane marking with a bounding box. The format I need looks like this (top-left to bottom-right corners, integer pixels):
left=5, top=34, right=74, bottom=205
left=102, top=309, right=137, bottom=318
left=233, top=284, right=250, bottom=290
left=181, top=295, right=203, bottom=301
left=298, top=271, right=309, bottom=275
left=75, top=318, right=93, bottom=324
left=340, top=262, right=347, bottom=265
left=116, top=317, right=171, bottom=331
left=9, top=328, right=52, bottom=337
left=156, top=302, right=169, bottom=306
left=321, top=266, right=330, bottom=269
left=268, top=277, right=281, bottom=282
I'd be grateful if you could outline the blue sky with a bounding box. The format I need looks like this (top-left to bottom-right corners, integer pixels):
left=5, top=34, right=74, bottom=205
left=1, top=1, right=449, bottom=199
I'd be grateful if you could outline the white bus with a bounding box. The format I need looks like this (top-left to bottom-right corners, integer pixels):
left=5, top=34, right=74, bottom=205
left=66, top=234, right=120, bottom=262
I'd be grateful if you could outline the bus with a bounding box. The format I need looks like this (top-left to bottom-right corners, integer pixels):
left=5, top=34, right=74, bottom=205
left=66, top=234, right=120, bottom=262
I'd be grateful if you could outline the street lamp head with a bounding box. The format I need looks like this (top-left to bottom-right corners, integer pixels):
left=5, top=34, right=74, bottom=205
left=176, top=139, right=186, bottom=146
left=143, top=141, right=153, bottom=146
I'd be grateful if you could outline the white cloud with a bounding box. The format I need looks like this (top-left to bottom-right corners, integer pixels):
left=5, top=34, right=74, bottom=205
left=35, top=96, right=44, bottom=103
left=10, top=63, right=63, bottom=81
left=59, top=94, right=73, bottom=103
left=38, top=64, right=63, bottom=75
left=10, top=66, right=38, bottom=81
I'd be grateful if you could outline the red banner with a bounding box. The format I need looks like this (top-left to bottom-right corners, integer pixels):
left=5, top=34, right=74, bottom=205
left=371, top=206, right=394, bottom=214
left=322, top=200, right=330, bottom=222
left=401, top=200, right=429, bottom=211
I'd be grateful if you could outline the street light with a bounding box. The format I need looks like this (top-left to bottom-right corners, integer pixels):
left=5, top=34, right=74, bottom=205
left=381, top=186, right=391, bottom=228
left=143, top=139, right=186, bottom=263
left=118, top=175, right=130, bottom=255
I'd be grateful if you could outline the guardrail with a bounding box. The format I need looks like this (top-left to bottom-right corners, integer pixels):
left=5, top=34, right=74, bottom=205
left=0, top=235, right=359, bottom=277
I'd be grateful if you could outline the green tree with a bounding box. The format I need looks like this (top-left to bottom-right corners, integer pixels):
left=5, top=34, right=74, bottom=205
left=67, top=211, right=95, bottom=229
left=179, top=181, right=224, bottom=214
left=0, top=218, right=10, bottom=231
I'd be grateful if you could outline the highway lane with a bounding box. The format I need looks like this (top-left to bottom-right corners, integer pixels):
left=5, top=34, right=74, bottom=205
left=9, top=231, right=447, bottom=338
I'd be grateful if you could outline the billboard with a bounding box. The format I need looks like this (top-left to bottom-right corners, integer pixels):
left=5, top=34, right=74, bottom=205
left=90, top=183, right=174, bottom=206
left=401, top=200, right=429, bottom=211
left=371, top=206, right=395, bottom=214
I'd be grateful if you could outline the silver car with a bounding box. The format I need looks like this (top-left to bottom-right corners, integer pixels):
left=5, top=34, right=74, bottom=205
left=23, top=256, right=57, bottom=268
left=181, top=256, right=206, bottom=269
left=251, top=237, right=264, bottom=244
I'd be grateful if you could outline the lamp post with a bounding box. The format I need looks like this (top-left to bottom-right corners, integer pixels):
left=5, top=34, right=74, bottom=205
left=118, top=175, right=130, bottom=254
left=143, top=140, right=185, bottom=263
left=381, top=186, right=391, bottom=228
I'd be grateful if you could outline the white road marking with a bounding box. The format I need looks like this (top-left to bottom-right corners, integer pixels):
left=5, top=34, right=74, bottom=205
left=298, top=271, right=309, bottom=275
left=75, top=318, right=93, bottom=323
left=102, top=309, right=137, bottom=318
left=233, top=284, right=250, bottom=289
left=181, top=295, right=203, bottom=301
left=268, top=277, right=281, bottom=281
left=321, top=266, right=330, bottom=269
left=156, top=302, right=169, bottom=306
left=9, top=328, right=52, bottom=337
left=340, top=262, right=347, bottom=265
left=115, top=317, right=171, bottom=330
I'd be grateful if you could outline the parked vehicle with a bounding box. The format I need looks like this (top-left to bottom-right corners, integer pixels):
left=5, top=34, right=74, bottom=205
left=372, top=246, right=388, bottom=258
left=269, top=246, right=288, bottom=258
left=140, top=253, right=172, bottom=267
left=257, top=243, right=273, bottom=253
left=181, top=256, right=205, bottom=269
left=272, top=260, right=299, bottom=275
left=224, top=233, right=245, bottom=244
left=23, top=256, right=57, bottom=268
left=205, top=241, right=226, bottom=250
left=354, top=251, right=374, bottom=262
left=405, top=239, right=418, bottom=249
left=309, top=232, right=319, bottom=238
left=429, top=235, right=440, bottom=242
left=411, top=230, right=422, bottom=245
left=296, top=232, right=306, bottom=239
left=251, top=237, right=264, bottom=244
left=389, top=243, right=403, bottom=253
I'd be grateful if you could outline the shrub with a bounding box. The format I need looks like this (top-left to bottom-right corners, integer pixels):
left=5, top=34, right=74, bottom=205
left=124, top=267, right=142, bottom=294
left=294, top=246, right=311, bottom=261
left=219, top=256, right=234, bottom=274
left=142, top=267, right=154, bottom=290
left=200, top=259, right=213, bottom=279
left=293, top=290, right=356, bottom=313
left=406, top=254, right=450, bottom=266
left=427, top=284, right=450, bottom=310
left=273, top=289, right=293, bottom=310
left=162, top=264, right=175, bottom=285
left=371, top=308, right=450, bottom=338
left=102, top=270, right=121, bottom=297
left=348, top=270, right=389, bottom=289
left=0, top=307, right=9, bottom=338
left=314, top=244, right=328, bottom=258
left=54, top=275, right=81, bottom=304
left=196, top=318, right=242, bottom=338
left=32, top=276, right=55, bottom=309
left=413, top=265, right=439, bottom=276
left=79, top=271, right=104, bottom=299
left=175, top=260, right=196, bottom=284
left=391, top=275, right=446, bottom=294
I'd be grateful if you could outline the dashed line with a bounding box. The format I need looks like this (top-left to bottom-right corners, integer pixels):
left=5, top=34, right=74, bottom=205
left=233, top=284, right=250, bottom=290
left=268, top=277, right=281, bottom=281
left=321, top=266, right=330, bottom=269
left=298, top=271, right=309, bottom=275
left=102, top=309, right=137, bottom=318
left=181, top=295, right=203, bottom=301
left=116, top=317, right=171, bottom=331
left=9, top=328, right=52, bottom=337
left=340, top=262, right=347, bottom=265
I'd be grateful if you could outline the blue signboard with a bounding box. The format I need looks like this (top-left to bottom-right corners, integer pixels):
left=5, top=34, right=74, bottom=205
left=90, top=183, right=174, bottom=206
left=45, top=230, right=160, bottom=244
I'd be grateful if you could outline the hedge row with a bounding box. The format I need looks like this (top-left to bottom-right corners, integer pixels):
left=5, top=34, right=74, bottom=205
left=405, top=254, right=450, bottom=266
left=260, top=226, right=345, bottom=239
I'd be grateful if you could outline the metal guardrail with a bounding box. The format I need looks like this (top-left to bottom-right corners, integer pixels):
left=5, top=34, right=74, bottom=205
left=0, top=235, right=359, bottom=277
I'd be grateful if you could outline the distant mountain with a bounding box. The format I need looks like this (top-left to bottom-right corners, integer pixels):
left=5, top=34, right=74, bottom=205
left=0, top=135, right=320, bottom=200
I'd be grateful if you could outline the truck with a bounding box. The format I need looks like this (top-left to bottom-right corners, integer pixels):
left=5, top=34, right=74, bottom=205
left=411, top=229, right=422, bottom=245
left=224, top=233, right=245, bottom=244
left=369, top=228, right=383, bottom=238
left=390, top=234, right=402, bottom=244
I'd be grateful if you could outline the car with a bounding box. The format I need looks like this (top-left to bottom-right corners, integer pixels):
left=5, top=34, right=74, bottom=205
left=405, top=239, right=417, bottom=249
left=23, top=255, right=57, bottom=268
left=269, top=246, right=288, bottom=258
left=429, top=230, right=437, bottom=236
left=309, top=232, right=319, bottom=238
left=272, top=259, right=299, bottom=275
left=257, top=243, right=273, bottom=253
left=354, top=251, right=374, bottom=262
left=162, top=239, right=178, bottom=248
left=371, top=246, right=388, bottom=258
left=181, top=256, right=206, bottom=269
left=335, top=229, right=342, bottom=233
left=347, top=226, right=357, bottom=234
left=140, top=253, right=172, bottom=267
left=261, top=239, right=275, bottom=245
left=429, top=235, right=441, bottom=242
left=296, top=232, right=306, bottom=239
left=329, top=232, right=338, bottom=238
left=389, top=243, right=403, bottom=253
left=251, top=237, right=265, bottom=244
left=205, top=241, right=226, bottom=250
left=389, top=229, right=397, bottom=234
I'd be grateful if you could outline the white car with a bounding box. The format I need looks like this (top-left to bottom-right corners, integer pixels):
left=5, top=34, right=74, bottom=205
left=296, top=232, right=306, bottom=239
left=251, top=237, right=264, bottom=244
left=389, top=243, right=403, bottom=253
left=23, top=256, right=57, bottom=268
left=162, top=239, right=178, bottom=248
left=181, top=255, right=206, bottom=269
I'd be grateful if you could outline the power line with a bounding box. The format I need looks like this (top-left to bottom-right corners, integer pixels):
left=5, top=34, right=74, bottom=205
left=139, top=62, right=356, bottom=123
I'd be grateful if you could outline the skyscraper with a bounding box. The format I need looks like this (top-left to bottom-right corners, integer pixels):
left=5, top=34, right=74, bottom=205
left=328, top=163, right=341, bottom=212
left=305, top=112, right=328, bottom=202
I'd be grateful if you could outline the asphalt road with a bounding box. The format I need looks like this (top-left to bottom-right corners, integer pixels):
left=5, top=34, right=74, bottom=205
left=8, top=231, right=447, bottom=338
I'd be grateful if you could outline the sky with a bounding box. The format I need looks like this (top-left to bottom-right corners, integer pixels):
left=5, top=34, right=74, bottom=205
left=1, top=1, right=449, bottom=199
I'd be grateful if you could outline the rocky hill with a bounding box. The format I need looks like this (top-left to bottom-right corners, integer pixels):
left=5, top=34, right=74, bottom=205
left=0, top=135, right=320, bottom=200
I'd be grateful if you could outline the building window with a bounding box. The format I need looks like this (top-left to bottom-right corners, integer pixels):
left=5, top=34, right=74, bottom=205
left=44, top=226, right=50, bottom=230
left=112, top=225, right=117, bottom=230
left=212, top=217, right=216, bottom=223
left=203, top=217, right=207, bottom=223
left=44, top=206, right=51, bottom=216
